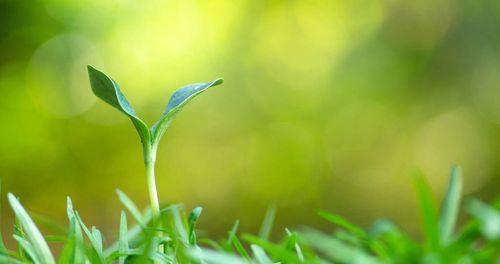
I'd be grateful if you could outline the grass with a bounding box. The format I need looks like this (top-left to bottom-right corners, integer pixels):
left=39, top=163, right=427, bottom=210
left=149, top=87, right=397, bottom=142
left=1, top=166, right=498, bottom=263
left=0, top=67, right=498, bottom=263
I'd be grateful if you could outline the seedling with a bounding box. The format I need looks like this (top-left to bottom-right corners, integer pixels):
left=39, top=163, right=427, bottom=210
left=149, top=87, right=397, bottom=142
left=87, top=65, right=223, bottom=221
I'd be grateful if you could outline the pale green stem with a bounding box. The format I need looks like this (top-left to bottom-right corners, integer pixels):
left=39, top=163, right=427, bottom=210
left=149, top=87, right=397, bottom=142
left=144, top=144, right=163, bottom=255
left=146, top=160, right=160, bottom=220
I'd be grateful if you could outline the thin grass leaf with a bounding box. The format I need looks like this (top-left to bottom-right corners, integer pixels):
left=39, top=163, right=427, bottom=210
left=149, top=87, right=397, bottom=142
left=103, top=209, right=153, bottom=256
left=151, top=78, right=223, bottom=147
left=258, top=205, right=276, bottom=241
left=119, top=211, right=128, bottom=264
left=13, top=217, right=27, bottom=259
left=300, top=228, right=380, bottom=264
left=285, top=228, right=304, bottom=262
left=188, top=248, right=247, bottom=264
left=413, top=171, right=440, bottom=251
left=75, top=213, right=105, bottom=263
left=232, top=235, right=252, bottom=261
left=466, top=199, right=500, bottom=240
left=439, top=165, right=463, bottom=246
left=91, top=227, right=103, bottom=254
left=199, top=238, right=224, bottom=251
left=171, top=205, right=189, bottom=245
left=8, top=193, right=55, bottom=264
left=116, top=190, right=146, bottom=229
left=224, top=220, right=240, bottom=251
left=251, top=244, right=273, bottom=264
left=243, top=234, right=304, bottom=264
left=318, top=210, right=366, bottom=238
left=13, top=235, right=40, bottom=264
left=58, top=198, right=85, bottom=264
left=188, top=207, right=202, bottom=246
left=149, top=251, right=172, bottom=263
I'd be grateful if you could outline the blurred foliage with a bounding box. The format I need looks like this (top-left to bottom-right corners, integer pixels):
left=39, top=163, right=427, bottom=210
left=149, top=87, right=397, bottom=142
left=0, top=0, right=499, bottom=242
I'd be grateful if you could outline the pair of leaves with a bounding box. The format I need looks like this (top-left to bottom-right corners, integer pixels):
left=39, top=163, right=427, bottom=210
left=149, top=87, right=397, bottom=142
left=87, top=65, right=223, bottom=158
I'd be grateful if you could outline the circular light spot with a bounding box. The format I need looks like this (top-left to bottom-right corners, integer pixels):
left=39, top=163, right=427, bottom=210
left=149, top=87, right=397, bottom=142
left=27, top=34, right=102, bottom=117
left=413, top=109, right=492, bottom=193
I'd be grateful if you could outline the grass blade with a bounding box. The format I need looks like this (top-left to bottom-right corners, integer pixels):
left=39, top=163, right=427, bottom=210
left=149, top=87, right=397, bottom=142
left=8, top=193, right=55, bottom=264
left=300, top=228, right=380, bottom=264
left=188, top=207, right=203, bottom=246
left=251, top=244, right=273, bottom=264
left=318, top=210, right=366, bottom=238
left=75, top=213, right=105, bottom=263
left=103, top=209, right=153, bottom=256
left=13, top=235, right=40, bottom=264
left=258, top=205, right=276, bottom=241
left=188, top=248, right=247, bottom=264
left=171, top=205, right=189, bottom=245
left=231, top=235, right=252, bottom=261
left=413, top=171, right=439, bottom=251
left=439, top=165, right=463, bottom=246
left=224, top=220, right=240, bottom=251
left=58, top=198, right=85, bottom=264
left=119, top=211, right=128, bottom=264
left=116, top=190, right=145, bottom=229
left=285, top=228, right=304, bottom=262
left=467, top=199, right=500, bottom=240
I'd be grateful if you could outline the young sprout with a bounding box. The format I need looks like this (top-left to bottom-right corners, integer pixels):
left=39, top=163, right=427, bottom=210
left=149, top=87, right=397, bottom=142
left=87, top=65, right=223, bottom=222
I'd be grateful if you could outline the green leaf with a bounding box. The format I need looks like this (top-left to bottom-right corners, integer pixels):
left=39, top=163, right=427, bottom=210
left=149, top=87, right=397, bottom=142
left=439, top=165, right=463, bottom=246
left=188, top=247, right=247, bottom=264
left=285, top=228, right=304, bottom=262
left=116, top=189, right=146, bottom=229
left=150, top=78, right=223, bottom=147
left=413, top=170, right=440, bottom=252
left=224, top=220, right=240, bottom=251
left=222, top=220, right=251, bottom=260
left=103, top=209, right=153, bottom=256
left=87, top=65, right=151, bottom=147
left=467, top=199, right=500, bottom=240
left=231, top=235, right=251, bottom=261
left=318, top=210, right=367, bottom=238
left=75, top=212, right=105, bottom=263
left=251, top=244, right=273, bottom=264
left=242, top=234, right=301, bottom=264
left=170, top=205, right=189, bottom=245
left=7, top=193, right=55, bottom=264
left=119, top=211, right=129, bottom=264
left=188, top=207, right=203, bottom=246
left=258, top=205, right=276, bottom=241
left=300, top=228, right=380, bottom=264
left=58, top=198, right=85, bottom=264
left=13, top=235, right=39, bottom=264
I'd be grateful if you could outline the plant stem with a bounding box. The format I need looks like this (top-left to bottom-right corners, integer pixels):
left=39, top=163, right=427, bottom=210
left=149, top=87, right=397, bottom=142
left=146, top=160, right=160, bottom=220
left=144, top=145, right=164, bottom=257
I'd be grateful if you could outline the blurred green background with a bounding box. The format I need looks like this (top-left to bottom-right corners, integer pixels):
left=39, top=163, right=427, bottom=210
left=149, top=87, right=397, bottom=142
left=1, top=0, right=499, bottom=241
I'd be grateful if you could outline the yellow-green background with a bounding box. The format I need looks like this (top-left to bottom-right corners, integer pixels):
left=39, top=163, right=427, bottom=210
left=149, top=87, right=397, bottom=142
left=0, top=0, right=499, bottom=241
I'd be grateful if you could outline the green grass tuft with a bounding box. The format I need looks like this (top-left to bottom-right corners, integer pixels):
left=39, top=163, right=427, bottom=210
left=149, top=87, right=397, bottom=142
left=0, top=166, right=498, bottom=263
